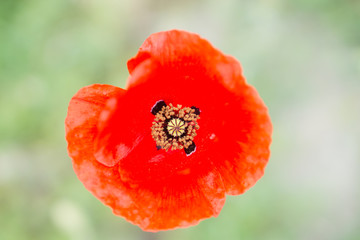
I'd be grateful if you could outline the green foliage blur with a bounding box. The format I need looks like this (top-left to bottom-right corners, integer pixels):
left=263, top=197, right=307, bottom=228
left=1, top=0, right=359, bottom=239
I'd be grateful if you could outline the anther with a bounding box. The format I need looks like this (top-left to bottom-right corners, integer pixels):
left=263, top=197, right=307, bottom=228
left=151, top=100, right=167, bottom=115
left=191, top=106, right=200, bottom=115
left=185, top=142, right=196, bottom=156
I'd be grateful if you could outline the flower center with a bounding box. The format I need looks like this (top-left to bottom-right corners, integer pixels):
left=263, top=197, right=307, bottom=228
left=167, top=118, right=186, bottom=137
left=151, top=100, right=200, bottom=156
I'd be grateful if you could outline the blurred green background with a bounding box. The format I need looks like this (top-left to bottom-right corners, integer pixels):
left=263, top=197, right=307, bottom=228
left=1, top=0, right=359, bottom=239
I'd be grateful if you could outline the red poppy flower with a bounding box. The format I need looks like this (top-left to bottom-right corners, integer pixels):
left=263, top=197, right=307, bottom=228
left=65, top=30, right=272, bottom=231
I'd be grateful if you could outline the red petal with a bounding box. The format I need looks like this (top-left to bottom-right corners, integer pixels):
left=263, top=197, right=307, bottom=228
left=65, top=84, right=126, bottom=167
left=100, top=65, right=271, bottom=195
left=211, top=85, right=272, bottom=195
left=65, top=84, right=226, bottom=231
left=115, top=170, right=225, bottom=231
left=94, top=88, right=217, bottom=183
left=127, top=30, right=245, bottom=91
left=123, top=30, right=272, bottom=195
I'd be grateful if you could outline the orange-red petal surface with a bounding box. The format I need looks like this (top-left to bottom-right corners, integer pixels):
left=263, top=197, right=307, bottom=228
left=65, top=30, right=272, bottom=231
left=65, top=83, right=227, bottom=231
left=124, top=30, right=272, bottom=194
left=127, top=30, right=245, bottom=91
